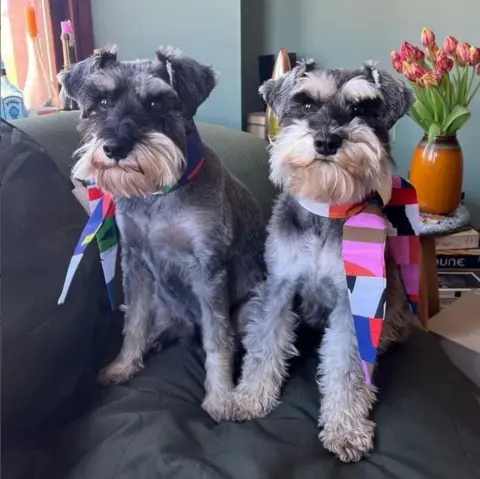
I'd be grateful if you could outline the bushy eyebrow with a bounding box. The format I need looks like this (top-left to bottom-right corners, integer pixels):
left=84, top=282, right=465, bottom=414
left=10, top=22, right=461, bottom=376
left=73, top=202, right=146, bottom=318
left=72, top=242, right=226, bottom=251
left=90, top=70, right=118, bottom=93
left=341, top=77, right=381, bottom=102
left=135, top=76, right=172, bottom=100
left=295, top=71, right=338, bottom=100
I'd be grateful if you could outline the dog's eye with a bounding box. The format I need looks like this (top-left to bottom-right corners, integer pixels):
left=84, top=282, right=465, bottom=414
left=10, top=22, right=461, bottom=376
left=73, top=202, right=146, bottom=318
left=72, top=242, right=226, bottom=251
left=351, top=99, right=380, bottom=118
left=146, top=97, right=166, bottom=111
left=352, top=105, right=364, bottom=115
left=293, top=92, right=316, bottom=111
left=99, top=97, right=111, bottom=109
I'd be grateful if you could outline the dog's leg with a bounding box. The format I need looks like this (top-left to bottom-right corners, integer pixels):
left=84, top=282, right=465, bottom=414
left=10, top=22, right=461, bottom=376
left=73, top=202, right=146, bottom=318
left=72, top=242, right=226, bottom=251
left=231, top=278, right=297, bottom=421
left=318, top=292, right=376, bottom=462
left=193, top=264, right=236, bottom=422
left=98, top=249, right=152, bottom=385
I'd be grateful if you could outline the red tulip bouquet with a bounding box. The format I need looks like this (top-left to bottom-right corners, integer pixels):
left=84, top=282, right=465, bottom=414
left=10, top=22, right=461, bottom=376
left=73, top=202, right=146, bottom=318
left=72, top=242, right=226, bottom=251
left=391, top=28, right=480, bottom=143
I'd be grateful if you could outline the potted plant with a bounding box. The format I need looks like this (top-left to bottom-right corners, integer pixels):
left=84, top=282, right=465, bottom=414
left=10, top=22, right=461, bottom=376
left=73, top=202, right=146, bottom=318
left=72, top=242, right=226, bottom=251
left=391, top=28, right=480, bottom=214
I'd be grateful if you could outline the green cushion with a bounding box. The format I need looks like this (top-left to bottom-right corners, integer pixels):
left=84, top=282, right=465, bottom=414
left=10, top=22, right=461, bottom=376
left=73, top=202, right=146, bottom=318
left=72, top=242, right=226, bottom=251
left=16, top=329, right=480, bottom=479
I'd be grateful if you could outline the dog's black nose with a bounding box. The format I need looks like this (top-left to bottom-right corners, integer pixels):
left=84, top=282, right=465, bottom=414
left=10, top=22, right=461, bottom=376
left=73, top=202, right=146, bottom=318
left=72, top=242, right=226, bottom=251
left=103, top=142, right=131, bottom=161
left=314, top=134, right=342, bottom=156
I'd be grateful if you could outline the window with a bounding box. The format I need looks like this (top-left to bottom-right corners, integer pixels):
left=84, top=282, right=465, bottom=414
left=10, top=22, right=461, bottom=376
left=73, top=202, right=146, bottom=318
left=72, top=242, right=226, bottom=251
left=1, top=0, right=56, bottom=88
left=1, top=0, right=93, bottom=91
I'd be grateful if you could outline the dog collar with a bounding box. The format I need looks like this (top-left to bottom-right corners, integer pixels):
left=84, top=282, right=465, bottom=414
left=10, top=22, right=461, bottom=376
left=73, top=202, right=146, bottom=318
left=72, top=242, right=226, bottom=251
left=297, top=197, right=371, bottom=219
left=58, top=125, right=206, bottom=309
left=155, top=123, right=205, bottom=194
left=297, top=176, right=420, bottom=384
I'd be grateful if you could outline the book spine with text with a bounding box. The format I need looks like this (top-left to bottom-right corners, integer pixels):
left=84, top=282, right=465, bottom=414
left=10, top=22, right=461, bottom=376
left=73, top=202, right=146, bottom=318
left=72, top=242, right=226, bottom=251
left=437, top=250, right=480, bottom=271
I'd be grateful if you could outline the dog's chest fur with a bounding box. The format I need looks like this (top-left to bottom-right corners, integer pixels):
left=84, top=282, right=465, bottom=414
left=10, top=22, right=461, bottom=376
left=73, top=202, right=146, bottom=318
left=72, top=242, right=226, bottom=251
left=115, top=151, right=229, bottom=263
left=116, top=200, right=201, bottom=258
left=269, top=193, right=348, bottom=324
left=113, top=150, right=266, bottom=326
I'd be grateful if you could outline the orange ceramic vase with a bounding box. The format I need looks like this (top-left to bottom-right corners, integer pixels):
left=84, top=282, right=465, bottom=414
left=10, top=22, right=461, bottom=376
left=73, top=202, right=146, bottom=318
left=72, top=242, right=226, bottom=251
left=409, top=135, right=463, bottom=215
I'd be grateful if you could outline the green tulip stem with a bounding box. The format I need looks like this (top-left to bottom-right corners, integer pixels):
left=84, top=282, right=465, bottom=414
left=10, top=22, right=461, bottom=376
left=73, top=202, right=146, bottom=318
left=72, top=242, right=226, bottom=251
left=467, top=80, right=480, bottom=106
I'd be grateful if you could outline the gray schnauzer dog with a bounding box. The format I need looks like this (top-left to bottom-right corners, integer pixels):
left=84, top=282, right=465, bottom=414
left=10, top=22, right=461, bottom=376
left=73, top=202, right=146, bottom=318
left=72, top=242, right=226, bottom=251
left=58, top=46, right=265, bottom=421
left=230, top=60, right=414, bottom=461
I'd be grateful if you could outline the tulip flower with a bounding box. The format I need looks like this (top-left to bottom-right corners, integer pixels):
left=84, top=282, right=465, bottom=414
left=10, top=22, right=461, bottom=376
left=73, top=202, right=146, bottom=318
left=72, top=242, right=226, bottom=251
left=390, top=51, right=403, bottom=73
left=433, top=70, right=445, bottom=84
left=436, top=56, right=454, bottom=74
left=426, top=43, right=439, bottom=62
left=456, top=42, right=471, bottom=66
left=411, top=63, right=427, bottom=79
left=402, top=62, right=417, bottom=82
left=435, top=50, right=454, bottom=74
left=421, top=28, right=435, bottom=48
left=392, top=28, right=479, bottom=143
left=435, top=48, right=447, bottom=63
left=400, top=41, right=417, bottom=61
left=443, top=36, right=458, bottom=56
left=417, top=72, right=439, bottom=88
left=468, top=46, right=480, bottom=66
left=413, top=47, right=425, bottom=62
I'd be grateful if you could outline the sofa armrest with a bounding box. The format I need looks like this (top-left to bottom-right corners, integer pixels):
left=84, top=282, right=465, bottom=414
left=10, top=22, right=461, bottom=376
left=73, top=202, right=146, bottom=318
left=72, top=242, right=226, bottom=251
left=14, top=111, right=82, bottom=182
left=1, top=119, right=119, bottom=446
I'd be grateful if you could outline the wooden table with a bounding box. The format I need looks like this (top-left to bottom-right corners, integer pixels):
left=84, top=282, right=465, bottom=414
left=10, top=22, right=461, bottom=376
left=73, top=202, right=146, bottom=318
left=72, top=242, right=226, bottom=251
left=418, top=204, right=470, bottom=328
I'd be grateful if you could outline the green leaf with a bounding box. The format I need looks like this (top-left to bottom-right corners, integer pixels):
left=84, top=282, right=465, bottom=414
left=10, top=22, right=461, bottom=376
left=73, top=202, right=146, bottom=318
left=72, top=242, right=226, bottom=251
left=447, top=114, right=471, bottom=133
left=413, top=84, right=428, bottom=104
left=412, top=99, right=434, bottom=125
left=459, top=67, right=470, bottom=105
left=426, top=89, right=438, bottom=123
left=454, top=69, right=463, bottom=105
left=408, top=103, right=431, bottom=131
left=427, top=123, right=441, bottom=144
left=442, top=74, right=456, bottom=112
left=429, top=88, right=448, bottom=126
left=451, top=74, right=459, bottom=105
left=444, top=105, right=471, bottom=133
left=466, top=68, right=476, bottom=104
left=447, top=75, right=456, bottom=110
left=439, top=75, right=450, bottom=110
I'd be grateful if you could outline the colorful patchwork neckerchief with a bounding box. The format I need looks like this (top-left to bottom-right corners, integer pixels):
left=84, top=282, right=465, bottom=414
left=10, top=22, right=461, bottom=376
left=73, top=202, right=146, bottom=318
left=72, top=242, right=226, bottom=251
left=58, top=124, right=206, bottom=310
left=297, top=176, right=420, bottom=384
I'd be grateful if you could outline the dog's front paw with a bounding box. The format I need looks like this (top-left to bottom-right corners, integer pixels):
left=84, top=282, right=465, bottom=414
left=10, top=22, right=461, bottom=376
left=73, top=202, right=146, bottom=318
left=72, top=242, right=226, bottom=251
left=320, top=418, right=375, bottom=463
left=229, top=384, right=280, bottom=422
left=98, top=359, right=143, bottom=386
left=202, top=390, right=235, bottom=422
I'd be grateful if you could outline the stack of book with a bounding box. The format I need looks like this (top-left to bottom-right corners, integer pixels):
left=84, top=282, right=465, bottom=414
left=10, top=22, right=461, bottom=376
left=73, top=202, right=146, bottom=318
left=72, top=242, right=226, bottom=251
left=436, top=227, right=480, bottom=309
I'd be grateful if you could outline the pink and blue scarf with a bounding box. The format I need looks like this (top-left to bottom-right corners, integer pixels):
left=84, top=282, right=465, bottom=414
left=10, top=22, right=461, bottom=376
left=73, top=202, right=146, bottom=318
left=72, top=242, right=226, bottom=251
left=298, top=176, right=420, bottom=384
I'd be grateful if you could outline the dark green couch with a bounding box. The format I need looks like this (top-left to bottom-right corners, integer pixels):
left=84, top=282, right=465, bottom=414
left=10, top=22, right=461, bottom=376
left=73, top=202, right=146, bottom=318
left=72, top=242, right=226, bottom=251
left=2, top=112, right=480, bottom=479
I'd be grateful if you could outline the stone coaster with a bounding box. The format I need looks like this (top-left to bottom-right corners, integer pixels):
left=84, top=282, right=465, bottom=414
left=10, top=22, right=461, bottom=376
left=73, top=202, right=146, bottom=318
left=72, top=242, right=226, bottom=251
left=419, top=204, right=470, bottom=236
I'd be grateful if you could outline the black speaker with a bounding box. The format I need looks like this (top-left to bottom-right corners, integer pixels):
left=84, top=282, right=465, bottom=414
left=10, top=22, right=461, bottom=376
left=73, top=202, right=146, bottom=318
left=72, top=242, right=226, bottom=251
left=258, top=52, right=297, bottom=109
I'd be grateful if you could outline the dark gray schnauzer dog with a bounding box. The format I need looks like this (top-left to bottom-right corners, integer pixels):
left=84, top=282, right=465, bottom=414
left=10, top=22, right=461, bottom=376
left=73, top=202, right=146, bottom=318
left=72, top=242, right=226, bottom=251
left=58, top=46, right=265, bottom=421
left=230, top=60, right=414, bottom=461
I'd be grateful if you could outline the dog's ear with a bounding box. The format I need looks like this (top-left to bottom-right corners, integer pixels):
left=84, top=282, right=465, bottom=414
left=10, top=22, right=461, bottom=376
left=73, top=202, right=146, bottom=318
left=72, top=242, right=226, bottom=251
left=155, top=46, right=218, bottom=118
left=361, top=60, right=413, bottom=129
left=57, top=44, right=118, bottom=102
left=259, top=59, right=317, bottom=117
